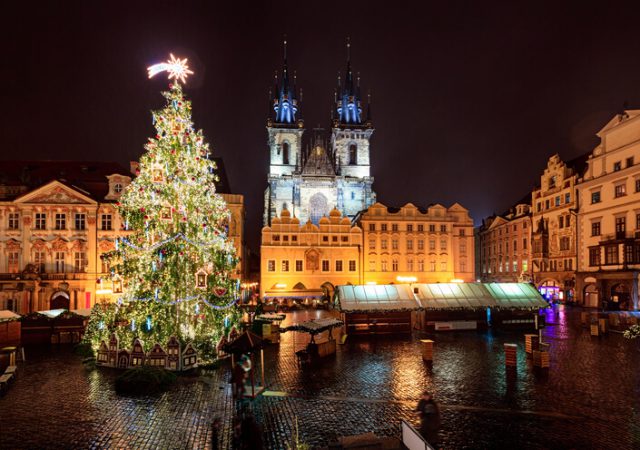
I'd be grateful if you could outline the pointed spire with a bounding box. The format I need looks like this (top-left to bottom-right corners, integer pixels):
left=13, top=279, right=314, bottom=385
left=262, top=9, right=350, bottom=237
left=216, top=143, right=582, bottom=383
left=270, top=38, right=300, bottom=126
left=335, top=37, right=363, bottom=126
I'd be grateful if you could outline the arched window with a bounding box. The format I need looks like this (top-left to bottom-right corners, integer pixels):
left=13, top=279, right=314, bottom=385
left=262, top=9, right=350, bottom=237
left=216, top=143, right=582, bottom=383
left=349, top=144, right=357, bottom=165
left=282, top=142, right=290, bottom=165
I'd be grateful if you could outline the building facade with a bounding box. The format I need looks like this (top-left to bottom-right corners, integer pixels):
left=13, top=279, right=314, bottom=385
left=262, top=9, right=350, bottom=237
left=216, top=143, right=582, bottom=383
left=0, top=160, right=246, bottom=314
left=576, top=110, right=640, bottom=310
left=357, top=202, right=475, bottom=284
left=477, top=203, right=532, bottom=283
left=531, top=154, right=584, bottom=302
left=264, top=48, right=376, bottom=226
left=260, top=208, right=362, bottom=299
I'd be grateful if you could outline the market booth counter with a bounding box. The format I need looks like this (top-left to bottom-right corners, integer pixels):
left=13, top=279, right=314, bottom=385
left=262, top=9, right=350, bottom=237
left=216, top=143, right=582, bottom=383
left=0, top=310, right=21, bottom=348
left=21, top=309, right=91, bottom=345
left=334, top=284, right=420, bottom=335
left=280, top=317, right=344, bottom=360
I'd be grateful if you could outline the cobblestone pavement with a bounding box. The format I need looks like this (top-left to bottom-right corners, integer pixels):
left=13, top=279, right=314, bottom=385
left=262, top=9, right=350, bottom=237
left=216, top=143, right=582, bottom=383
left=1, top=306, right=639, bottom=449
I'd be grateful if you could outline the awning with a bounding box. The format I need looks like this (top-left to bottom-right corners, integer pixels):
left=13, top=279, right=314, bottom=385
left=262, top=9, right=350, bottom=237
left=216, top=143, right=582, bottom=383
left=336, top=284, right=420, bottom=312
left=0, top=310, right=21, bottom=322
left=264, top=290, right=325, bottom=299
left=281, top=318, right=344, bottom=335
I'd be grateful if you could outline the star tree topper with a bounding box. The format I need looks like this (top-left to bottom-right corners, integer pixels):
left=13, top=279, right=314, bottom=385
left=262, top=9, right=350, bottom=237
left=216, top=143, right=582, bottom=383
left=147, top=53, right=194, bottom=83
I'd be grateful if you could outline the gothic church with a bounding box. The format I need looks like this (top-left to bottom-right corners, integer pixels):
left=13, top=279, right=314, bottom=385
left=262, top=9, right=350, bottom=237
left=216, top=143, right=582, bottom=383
left=263, top=43, right=376, bottom=225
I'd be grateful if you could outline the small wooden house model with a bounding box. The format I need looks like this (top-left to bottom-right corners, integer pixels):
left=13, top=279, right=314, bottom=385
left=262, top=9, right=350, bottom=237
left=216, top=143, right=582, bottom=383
left=147, top=343, right=168, bottom=367
left=117, top=349, right=130, bottom=369
left=166, top=336, right=181, bottom=371
left=108, top=333, right=119, bottom=367
left=182, top=343, right=198, bottom=370
left=130, top=338, right=146, bottom=367
left=96, top=340, right=109, bottom=366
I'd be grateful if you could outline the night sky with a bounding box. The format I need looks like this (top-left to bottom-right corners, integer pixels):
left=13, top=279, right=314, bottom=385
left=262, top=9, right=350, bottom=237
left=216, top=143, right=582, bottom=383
left=5, top=1, right=640, bottom=250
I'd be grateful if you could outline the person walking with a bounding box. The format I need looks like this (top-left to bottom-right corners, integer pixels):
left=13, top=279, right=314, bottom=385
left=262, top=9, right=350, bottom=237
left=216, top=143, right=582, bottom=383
left=416, top=390, right=441, bottom=447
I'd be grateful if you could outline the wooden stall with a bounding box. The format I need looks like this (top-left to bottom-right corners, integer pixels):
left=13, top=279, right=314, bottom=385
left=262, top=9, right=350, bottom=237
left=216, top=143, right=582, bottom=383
left=0, top=311, right=21, bottom=348
left=224, top=331, right=265, bottom=399
left=280, top=317, right=344, bottom=360
left=21, top=309, right=90, bottom=345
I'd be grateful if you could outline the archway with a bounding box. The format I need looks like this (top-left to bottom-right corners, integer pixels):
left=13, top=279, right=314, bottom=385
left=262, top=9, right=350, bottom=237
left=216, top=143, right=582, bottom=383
left=50, top=291, right=70, bottom=310
left=584, top=284, right=599, bottom=309
left=538, top=279, right=560, bottom=302
left=611, top=283, right=630, bottom=311
left=293, top=282, right=306, bottom=290
left=320, top=281, right=335, bottom=301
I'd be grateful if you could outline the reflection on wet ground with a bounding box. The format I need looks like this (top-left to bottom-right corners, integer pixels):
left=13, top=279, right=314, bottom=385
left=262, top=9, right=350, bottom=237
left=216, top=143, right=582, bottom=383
left=1, top=306, right=639, bottom=449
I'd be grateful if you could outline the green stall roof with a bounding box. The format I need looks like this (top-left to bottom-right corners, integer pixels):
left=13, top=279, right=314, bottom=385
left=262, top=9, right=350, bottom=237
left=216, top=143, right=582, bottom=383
left=336, top=283, right=547, bottom=312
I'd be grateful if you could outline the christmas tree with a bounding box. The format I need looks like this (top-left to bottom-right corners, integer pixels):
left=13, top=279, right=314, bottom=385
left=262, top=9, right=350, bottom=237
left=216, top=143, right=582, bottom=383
left=84, top=57, right=240, bottom=361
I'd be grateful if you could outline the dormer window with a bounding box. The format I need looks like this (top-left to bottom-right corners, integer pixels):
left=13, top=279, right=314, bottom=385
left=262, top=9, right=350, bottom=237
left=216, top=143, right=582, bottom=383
left=549, top=176, right=556, bottom=188
left=114, top=183, right=123, bottom=194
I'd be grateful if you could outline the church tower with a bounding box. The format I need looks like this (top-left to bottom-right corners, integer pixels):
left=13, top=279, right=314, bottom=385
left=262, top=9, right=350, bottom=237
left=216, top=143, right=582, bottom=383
left=265, top=41, right=304, bottom=225
left=331, top=39, right=374, bottom=180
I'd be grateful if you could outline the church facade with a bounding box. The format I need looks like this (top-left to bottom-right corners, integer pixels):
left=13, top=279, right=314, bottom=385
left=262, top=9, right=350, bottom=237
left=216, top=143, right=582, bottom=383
left=263, top=46, right=376, bottom=226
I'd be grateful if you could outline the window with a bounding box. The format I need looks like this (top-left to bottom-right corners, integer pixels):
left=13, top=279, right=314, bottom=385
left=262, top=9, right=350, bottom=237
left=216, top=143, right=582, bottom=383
left=616, top=216, right=626, bottom=236
left=560, top=237, right=570, bottom=251
left=418, top=260, right=425, bottom=271
left=292, top=235, right=298, bottom=242
left=559, top=216, right=564, bottom=229
left=381, top=260, right=388, bottom=272
left=369, top=239, right=376, bottom=250
left=381, top=239, right=388, bottom=250
left=407, top=259, right=414, bottom=271
left=407, top=224, right=413, bottom=232
left=545, top=199, right=550, bottom=209
left=428, top=240, right=435, bottom=250
left=523, top=221, right=527, bottom=229
left=55, top=252, right=65, bottom=273
left=417, top=224, right=424, bottom=232
left=429, top=224, right=436, bottom=232
left=282, top=142, right=290, bottom=165
left=55, top=213, right=66, bottom=230
left=537, top=202, right=542, bottom=212
left=295, top=260, right=303, bottom=272
left=349, top=260, right=356, bottom=271
left=512, top=240, right=517, bottom=252
left=460, top=242, right=467, bottom=254
left=591, top=191, right=601, bottom=204
left=391, top=223, right=398, bottom=232
left=591, top=221, right=601, bottom=236
left=522, top=259, right=528, bottom=272
left=282, top=260, right=289, bottom=272
left=332, top=236, right=338, bottom=243
left=322, top=236, right=328, bottom=242
left=459, top=229, right=465, bottom=236
left=440, top=225, right=447, bottom=232
left=614, top=183, right=626, bottom=198
left=392, top=239, right=398, bottom=250
left=282, top=235, right=289, bottom=242
left=267, top=260, right=275, bottom=272
left=369, top=223, right=376, bottom=231
left=335, top=260, right=343, bottom=272
left=392, top=259, right=398, bottom=271
left=322, top=260, right=330, bottom=271
left=406, top=240, right=413, bottom=250
left=512, top=260, right=518, bottom=272
left=101, top=256, right=109, bottom=273
left=34, top=251, right=45, bottom=273
left=7, top=252, right=19, bottom=273
left=381, top=224, right=388, bottom=232
left=8, top=213, right=19, bottom=230
left=369, top=260, right=376, bottom=271
left=523, top=238, right=527, bottom=249
left=440, top=239, right=447, bottom=251
left=555, top=196, right=560, bottom=207
left=74, top=252, right=87, bottom=273
left=566, top=215, right=571, bottom=227
left=349, top=144, right=357, bottom=165
left=636, top=179, right=640, bottom=193
left=341, top=236, right=348, bottom=242
left=101, top=214, right=112, bottom=231
left=273, top=234, right=280, bottom=242
left=75, top=213, right=86, bottom=230
left=605, top=245, right=618, bottom=265
left=417, top=240, right=425, bottom=251
left=440, top=261, right=447, bottom=271
left=430, top=261, right=436, bottom=272
left=637, top=213, right=640, bottom=230
left=627, top=157, right=634, bottom=168
left=513, top=224, right=517, bottom=232
left=461, top=259, right=467, bottom=272
left=565, top=193, right=571, bottom=204
left=549, top=176, right=556, bottom=188
left=613, top=161, right=622, bottom=172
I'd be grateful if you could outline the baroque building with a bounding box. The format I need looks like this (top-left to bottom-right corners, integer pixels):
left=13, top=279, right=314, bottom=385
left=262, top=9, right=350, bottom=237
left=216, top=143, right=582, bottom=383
left=477, top=201, right=532, bottom=283
left=576, top=110, right=640, bottom=310
left=264, top=44, right=376, bottom=226
left=260, top=208, right=362, bottom=300
left=357, top=202, right=475, bottom=284
left=531, top=154, right=585, bottom=302
left=0, top=159, right=246, bottom=314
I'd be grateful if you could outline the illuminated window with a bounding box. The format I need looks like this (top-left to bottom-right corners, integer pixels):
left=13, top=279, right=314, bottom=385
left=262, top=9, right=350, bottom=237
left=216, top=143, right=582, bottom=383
left=522, top=259, right=528, bottom=272
left=55, top=213, right=66, bottom=230
left=282, top=260, right=289, bottom=272
left=392, top=259, right=398, bottom=271
left=369, top=239, right=376, bottom=250
left=440, top=239, right=447, bottom=251
left=34, top=251, right=45, bottom=273
left=8, top=213, right=19, bottom=230
left=407, top=259, right=414, bottom=271
left=74, top=252, right=87, bottom=273
left=7, top=252, right=19, bottom=274
left=392, top=239, right=398, bottom=250
left=114, top=183, right=123, bottom=194
left=407, top=240, right=413, bottom=250
left=614, top=183, right=626, bottom=198
left=605, top=245, right=618, bottom=265
left=267, top=260, right=275, bottom=272
left=381, top=260, right=388, bottom=272
left=440, top=225, right=447, bottom=232
left=407, top=224, right=413, bottom=232
left=418, top=260, right=425, bottom=271
left=381, top=239, right=387, bottom=250
left=613, top=161, right=621, bottom=172
left=55, top=252, right=65, bottom=273
left=381, top=224, right=388, bottom=232
left=591, top=222, right=600, bottom=236
left=591, top=191, right=601, bottom=204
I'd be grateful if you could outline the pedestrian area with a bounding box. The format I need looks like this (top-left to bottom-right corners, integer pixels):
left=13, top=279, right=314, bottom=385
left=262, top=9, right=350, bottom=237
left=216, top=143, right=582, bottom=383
left=0, top=307, right=639, bottom=449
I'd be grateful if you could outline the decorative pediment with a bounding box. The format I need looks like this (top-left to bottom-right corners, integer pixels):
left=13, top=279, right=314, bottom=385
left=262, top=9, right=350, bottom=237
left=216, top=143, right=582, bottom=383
left=71, top=240, right=87, bottom=251
left=51, top=237, right=69, bottom=251
left=16, top=181, right=96, bottom=205
left=98, top=239, right=115, bottom=252
left=5, top=239, right=21, bottom=251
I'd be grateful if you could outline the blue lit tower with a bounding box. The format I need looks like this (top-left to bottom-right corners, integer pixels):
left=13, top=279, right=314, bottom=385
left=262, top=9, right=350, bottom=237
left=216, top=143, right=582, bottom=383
left=265, top=40, right=305, bottom=224
left=331, top=39, right=375, bottom=207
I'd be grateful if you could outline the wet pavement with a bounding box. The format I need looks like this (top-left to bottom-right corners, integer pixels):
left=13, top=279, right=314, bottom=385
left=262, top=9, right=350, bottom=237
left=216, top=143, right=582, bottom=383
left=1, top=306, right=639, bottom=449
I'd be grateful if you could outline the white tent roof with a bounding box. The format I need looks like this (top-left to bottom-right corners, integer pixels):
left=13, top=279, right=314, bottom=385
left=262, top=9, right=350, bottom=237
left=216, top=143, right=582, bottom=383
left=0, top=310, right=21, bottom=322
left=336, top=284, right=420, bottom=312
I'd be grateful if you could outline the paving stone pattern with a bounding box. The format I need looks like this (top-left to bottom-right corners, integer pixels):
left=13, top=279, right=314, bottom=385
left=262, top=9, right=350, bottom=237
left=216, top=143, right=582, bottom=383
left=1, top=306, right=639, bottom=449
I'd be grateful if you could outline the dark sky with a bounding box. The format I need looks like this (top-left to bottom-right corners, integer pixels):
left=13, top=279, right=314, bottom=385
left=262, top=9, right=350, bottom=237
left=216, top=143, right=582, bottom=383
left=4, top=1, right=640, bottom=250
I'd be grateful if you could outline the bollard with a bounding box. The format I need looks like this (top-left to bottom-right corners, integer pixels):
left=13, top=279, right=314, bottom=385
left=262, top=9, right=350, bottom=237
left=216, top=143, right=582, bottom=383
left=590, top=323, right=599, bottom=336
left=532, top=350, right=550, bottom=368
left=524, top=334, right=539, bottom=355
left=420, top=339, right=434, bottom=362
left=598, top=318, right=608, bottom=335
left=504, top=343, right=517, bottom=369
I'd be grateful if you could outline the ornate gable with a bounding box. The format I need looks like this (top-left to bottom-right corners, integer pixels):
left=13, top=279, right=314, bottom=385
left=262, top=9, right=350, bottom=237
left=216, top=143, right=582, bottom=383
left=16, top=181, right=96, bottom=205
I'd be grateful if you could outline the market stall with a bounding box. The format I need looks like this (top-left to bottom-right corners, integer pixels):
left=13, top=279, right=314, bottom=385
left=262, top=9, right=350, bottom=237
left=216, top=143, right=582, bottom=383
left=280, top=317, right=344, bottom=359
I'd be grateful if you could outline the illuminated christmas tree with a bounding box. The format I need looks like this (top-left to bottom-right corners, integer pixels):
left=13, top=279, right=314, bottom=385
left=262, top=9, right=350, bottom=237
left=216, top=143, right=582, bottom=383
left=84, top=55, right=241, bottom=360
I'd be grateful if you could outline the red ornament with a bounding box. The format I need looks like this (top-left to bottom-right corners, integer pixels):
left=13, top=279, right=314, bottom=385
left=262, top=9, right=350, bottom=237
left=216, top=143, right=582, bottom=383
left=144, top=215, right=149, bottom=220
left=171, top=149, right=176, bottom=154
left=140, top=207, right=145, bottom=212
left=155, top=134, right=160, bottom=139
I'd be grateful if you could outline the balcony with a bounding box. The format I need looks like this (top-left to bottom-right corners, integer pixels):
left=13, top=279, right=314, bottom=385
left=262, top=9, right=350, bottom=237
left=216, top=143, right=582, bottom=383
left=600, top=231, right=640, bottom=243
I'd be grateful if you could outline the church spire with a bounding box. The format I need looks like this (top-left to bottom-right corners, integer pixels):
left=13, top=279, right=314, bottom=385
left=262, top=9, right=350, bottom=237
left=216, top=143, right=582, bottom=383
left=334, top=37, right=367, bottom=127
left=270, top=38, right=302, bottom=127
